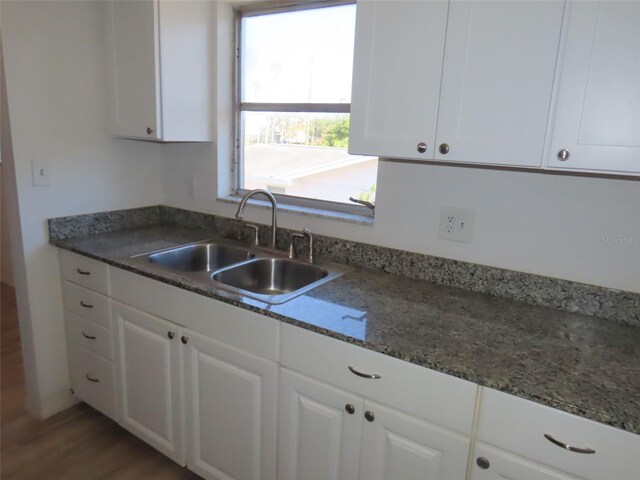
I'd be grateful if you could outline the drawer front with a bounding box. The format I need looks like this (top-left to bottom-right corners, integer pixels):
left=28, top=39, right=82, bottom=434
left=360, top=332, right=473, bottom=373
left=477, top=388, right=640, bottom=480
left=59, top=250, right=109, bottom=294
left=281, top=323, right=477, bottom=435
left=69, top=343, right=117, bottom=420
left=63, top=281, right=111, bottom=329
left=66, top=311, right=114, bottom=361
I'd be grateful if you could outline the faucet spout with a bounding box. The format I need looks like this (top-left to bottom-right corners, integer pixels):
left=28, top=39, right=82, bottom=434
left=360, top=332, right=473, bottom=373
left=235, top=189, right=278, bottom=248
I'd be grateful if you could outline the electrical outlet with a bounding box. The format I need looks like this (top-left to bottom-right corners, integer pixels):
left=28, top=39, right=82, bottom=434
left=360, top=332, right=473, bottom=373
left=438, top=206, right=475, bottom=243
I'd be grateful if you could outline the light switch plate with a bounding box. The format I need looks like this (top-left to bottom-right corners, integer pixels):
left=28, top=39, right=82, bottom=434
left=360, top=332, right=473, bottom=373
left=31, top=158, right=51, bottom=186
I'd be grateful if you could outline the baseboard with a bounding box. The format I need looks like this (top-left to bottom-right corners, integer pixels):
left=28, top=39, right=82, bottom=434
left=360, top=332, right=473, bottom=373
left=25, top=390, right=80, bottom=420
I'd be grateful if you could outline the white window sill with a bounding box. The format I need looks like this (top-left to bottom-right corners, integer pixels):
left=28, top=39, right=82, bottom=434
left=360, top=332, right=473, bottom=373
left=218, top=195, right=375, bottom=226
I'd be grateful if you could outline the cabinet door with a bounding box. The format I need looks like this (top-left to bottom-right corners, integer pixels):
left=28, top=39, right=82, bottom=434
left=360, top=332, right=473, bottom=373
left=184, top=330, right=278, bottom=480
left=358, top=400, right=470, bottom=480
left=110, top=0, right=160, bottom=140
left=113, top=302, right=184, bottom=464
left=278, top=369, right=363, bottom=480
left=435, top=1, right=564, bottom=167
left=471, top=443, right=580, bottom=480
left=547, top=1, right=640, bottom=174
left=349, top=0, right=448, bottom=160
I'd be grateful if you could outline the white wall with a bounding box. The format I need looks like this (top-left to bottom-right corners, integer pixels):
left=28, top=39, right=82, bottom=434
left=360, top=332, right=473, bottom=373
left=162, top=1, right=640, bottom=294
left=163, top=148, right=640, bottom=294
left=2, top=1, right=163, bottom=418
left=1, top=164, right=15, bottom=286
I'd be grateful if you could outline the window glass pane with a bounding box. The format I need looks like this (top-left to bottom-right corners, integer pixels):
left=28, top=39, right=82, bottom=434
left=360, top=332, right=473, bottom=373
left=242, top=111, right=377, bottom=204
left=241, top=5, right=356, bottom=104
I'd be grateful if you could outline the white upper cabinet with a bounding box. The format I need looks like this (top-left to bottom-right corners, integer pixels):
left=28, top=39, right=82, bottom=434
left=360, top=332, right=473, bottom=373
left=349, top=0, right=448, bottom=160
left=349, top=0, right=564, bottom=167
left=547, top=1, right=640, bottom=174
left=108, top=0, right=213, bottom=142
left=434, top=1, right=565, bottom=167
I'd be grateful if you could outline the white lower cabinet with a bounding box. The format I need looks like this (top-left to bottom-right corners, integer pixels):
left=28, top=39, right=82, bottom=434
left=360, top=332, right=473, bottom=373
left=278, top=369, right=470, bottom=480
left=185, top=330, right=278, bottom=480
left=68, top=343, right=117, bottom=420
left=477, top=388, right=640, bottom=480
left=112, top=296, right=278, bottom=480
left=359, top=401, right=470, bottom=480
left=278, top=369, right=363, bottom=480
left=60, top=254, right=640, bottom=480
left=471, top=443, right=580, bottom=480
left=113, top=301, right=186, bottom=464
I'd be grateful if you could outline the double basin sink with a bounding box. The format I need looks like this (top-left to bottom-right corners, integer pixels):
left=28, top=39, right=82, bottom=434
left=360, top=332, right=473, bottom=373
left=129, top=239, right=348, bottom=304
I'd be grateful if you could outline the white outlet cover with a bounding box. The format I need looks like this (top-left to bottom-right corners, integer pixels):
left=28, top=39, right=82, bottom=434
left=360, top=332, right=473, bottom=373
left=438, top=206, right=475, bottom=243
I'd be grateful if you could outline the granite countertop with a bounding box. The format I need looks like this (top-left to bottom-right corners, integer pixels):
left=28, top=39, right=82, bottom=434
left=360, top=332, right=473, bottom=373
left=51, top=225, right=640, bottom=435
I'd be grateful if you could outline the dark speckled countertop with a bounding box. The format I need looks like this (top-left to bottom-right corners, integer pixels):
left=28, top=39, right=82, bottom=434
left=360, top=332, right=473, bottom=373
left=51, top=225, right=640, bottom=435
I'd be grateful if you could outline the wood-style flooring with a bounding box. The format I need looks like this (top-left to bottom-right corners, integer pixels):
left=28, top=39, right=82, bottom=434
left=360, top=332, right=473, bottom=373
left=1, top=283, right=201, bottom=479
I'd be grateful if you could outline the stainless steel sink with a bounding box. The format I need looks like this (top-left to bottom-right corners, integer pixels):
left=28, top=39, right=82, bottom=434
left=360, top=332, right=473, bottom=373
left=130, top=239, right=348, bottom=304
left=211, top=257, right=347, bottom=304
left=212, top=257, right=325, bottom=293
left=147, top=243, right=254, bottom=272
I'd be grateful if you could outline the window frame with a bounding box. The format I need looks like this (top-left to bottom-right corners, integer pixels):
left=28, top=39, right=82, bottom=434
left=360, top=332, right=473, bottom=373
left=232, top=0, right=374, bottom=218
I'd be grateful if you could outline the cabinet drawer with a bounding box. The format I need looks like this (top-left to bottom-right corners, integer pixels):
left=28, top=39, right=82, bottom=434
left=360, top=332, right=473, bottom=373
left=63, top=281, right=111, bottom=329
left=281, top=324, right=477, bottom=435
left=66, top=311, right=114, bottom=361
left=59, top=250, right=109, bottom=294
left=477, top=388, right=640, bottom=480
left=69, top=343, right=117, bottom=420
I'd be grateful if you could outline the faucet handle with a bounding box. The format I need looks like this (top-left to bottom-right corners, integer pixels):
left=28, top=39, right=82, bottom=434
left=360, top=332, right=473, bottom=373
left=288, top=231, right=306, bottom=259
left=302, top=229, right=314, bottom=264
left=289, top=228, right=314, bottom=263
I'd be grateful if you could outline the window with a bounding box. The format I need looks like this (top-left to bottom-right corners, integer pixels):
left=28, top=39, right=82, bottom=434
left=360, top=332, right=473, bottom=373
left=235, top=1, right=377, bottom=216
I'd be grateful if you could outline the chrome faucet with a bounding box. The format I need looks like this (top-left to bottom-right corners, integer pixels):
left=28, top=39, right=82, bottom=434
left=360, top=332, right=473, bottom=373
left=235, top=189, right=278, bottom=248
left=288, top=228, right=314, bottom=264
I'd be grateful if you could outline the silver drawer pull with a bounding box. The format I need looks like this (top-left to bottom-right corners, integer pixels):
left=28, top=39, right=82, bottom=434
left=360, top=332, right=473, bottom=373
left=348, top=365, right=381, bottom=379
left=76, top=268, right=91, bottom=275
left=86, top=374, right=100, bottom=383
left=544, top=433, right=595, bottom=454
left=80, top=301, right=94, bottom=309
left=82, top=331, right=96, bottom=340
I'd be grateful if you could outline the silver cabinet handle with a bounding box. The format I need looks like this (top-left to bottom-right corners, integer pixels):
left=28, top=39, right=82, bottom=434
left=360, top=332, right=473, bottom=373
left=76, top=268, right=91, bottom=275
left=345, top=404, right=355, bottom=415
left=557, top=149, right=570, bottom=161
left=544, top=434, right=595, bottom=454
left=86, top=374, right=100, bottom=383
left=364, top=411, right=375, bottom=422
left=417, top=142, right=427, bottom=153
left=80, top=301, right=94, bottom=309
left=82, top=331, right=96, bottom=340
left=439, top=143, right=450, bottom=155
left=348, top=365, right=381, bottom=379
